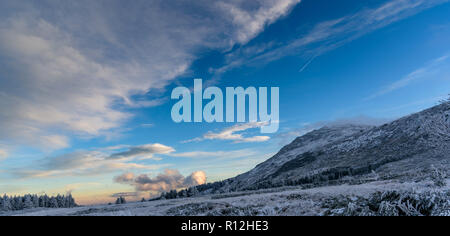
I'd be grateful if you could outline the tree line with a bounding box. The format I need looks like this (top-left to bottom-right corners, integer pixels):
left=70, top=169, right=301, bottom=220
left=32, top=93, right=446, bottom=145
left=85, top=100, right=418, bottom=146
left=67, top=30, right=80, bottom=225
left=159, top=186, right=200, bottom=200
left=0, top=194, right=77, bottom=212
left=155, top=181, right=231, bottom=200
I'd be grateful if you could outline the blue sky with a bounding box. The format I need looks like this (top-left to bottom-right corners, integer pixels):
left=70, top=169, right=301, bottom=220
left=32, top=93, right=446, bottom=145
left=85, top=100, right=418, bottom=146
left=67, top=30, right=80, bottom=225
left=0, top=0, right=449, bottom=204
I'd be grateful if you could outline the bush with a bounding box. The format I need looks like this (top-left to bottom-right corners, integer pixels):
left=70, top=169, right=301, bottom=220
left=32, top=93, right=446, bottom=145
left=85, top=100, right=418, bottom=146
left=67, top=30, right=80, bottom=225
left=323, top=190, right=450, bottom=216
left=431, top=165, right=447, bottom=188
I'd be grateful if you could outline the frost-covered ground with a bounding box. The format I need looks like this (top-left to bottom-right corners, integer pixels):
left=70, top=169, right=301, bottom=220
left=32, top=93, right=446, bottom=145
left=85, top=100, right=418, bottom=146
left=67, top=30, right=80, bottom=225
left=3, top=179, right=449, bottom=216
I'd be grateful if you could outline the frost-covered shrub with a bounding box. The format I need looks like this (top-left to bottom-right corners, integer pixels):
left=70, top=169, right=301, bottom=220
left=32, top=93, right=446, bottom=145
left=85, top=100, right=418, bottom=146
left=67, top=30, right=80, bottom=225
left=167, top=202, right=248, bottom=216
left=166, top=202, right=280, bottom=216
left=430, top=165, right=447, bottom=188
left=323, top=190, right=450, bottom=216
left=377, top=201, right=399, bottom=216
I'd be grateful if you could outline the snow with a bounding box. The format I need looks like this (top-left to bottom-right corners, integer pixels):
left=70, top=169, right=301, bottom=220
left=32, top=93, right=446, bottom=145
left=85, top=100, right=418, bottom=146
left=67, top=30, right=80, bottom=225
left=2, top=180, right=448, bottom=216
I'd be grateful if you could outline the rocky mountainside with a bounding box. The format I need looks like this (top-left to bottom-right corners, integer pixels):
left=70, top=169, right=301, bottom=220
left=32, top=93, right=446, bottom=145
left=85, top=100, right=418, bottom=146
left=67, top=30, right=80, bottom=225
left=225, top=102, right=450, bottom=191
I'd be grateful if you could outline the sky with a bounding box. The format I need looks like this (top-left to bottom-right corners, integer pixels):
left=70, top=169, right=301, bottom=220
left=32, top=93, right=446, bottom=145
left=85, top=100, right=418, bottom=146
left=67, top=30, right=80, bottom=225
left=0, top=0, right=449, bottom=205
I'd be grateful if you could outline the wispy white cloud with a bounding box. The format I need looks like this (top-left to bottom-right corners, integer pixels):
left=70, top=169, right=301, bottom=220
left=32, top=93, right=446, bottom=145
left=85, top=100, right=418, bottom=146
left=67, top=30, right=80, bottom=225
left=213, top=0, right=448, bottom=75
left=183, top=122, right=271, bottom=143
left=169, top=149, right=258, bottom=159
left=40, top=135, right=70, bottom=150
left=10, top=143, right=175, bottom=179
left=140, top=123, right=154, bottom=128
left=0, top=0, right=299, bottom=151
left=110, top=192, right=140, bottom=199
left=108, top=143, right=174, bottom=160
left=366, top=54, right=450, bottom=100
left=218, top=0, right=301, bottom=44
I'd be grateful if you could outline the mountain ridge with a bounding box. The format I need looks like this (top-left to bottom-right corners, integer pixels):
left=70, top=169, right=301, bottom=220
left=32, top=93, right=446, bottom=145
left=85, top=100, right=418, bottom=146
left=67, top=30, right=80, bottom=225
left=220, top=101, right=450, bottom=192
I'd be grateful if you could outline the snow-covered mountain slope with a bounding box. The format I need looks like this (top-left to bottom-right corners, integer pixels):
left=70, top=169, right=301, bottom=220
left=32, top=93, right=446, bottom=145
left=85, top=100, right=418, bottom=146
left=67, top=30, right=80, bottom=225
left=228, top=102, right=450, bottom=191
left=229, top=124, right=374, bottom=190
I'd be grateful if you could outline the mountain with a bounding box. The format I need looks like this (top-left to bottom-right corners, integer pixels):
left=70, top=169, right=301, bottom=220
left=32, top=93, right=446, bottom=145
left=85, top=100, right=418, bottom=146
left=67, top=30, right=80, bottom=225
left=222, top=102, right=450, bottom=192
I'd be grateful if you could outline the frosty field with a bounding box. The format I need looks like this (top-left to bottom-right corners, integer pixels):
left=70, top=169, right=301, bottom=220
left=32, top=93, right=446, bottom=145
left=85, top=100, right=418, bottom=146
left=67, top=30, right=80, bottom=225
left=3, top=179, right=448, bottom=216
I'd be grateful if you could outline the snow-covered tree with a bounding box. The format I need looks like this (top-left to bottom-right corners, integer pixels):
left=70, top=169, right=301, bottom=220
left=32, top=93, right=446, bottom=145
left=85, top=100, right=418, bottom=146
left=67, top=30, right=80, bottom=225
left=23, top=195, right=34, bottom=209
left=0, top=194, right=77, bottom=212
left=56, top=194, right=64, bottom=208
left=64, top=194, right=76, bottom=208
left=0, top=195, right=12, bottom=211
left=187, top=187, right=199, bottom=197
left=49, top=197, right=59, bottom=208
left=115, top=196, right=126, bottom=204
left=31, top=195, right=39, bottom=208
left=13, top=196, right=23, bottom=211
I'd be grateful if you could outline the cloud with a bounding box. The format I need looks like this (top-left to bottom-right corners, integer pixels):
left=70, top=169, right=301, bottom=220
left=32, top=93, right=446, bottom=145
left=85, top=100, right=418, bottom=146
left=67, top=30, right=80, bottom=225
left=169, top=149, right=258, bottom=159
left=184, top=171, right=207, bottom=187
left=0, top=0, right=300, bottom=151
left=10, top=143, right=174, bottom=178
left=366, top=54, right=450, bottom=100
left=183, top=122, right=271, bottom=143
left=108, top=143, right=174, bottom=160
left=0, top=148, right=8, bottom=161
left=276, top=116, right=391, bottom=145
left=214, top=0, right=448, bottom=75
left=113, top=172, right=135, bottom=184
left=217, top=0, right=301, bottom=44
left=110, top=192, right=139, bottom=198
left=40, top=135, right=70, bottom=150
left=114, top=169, right=207, bottom=193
